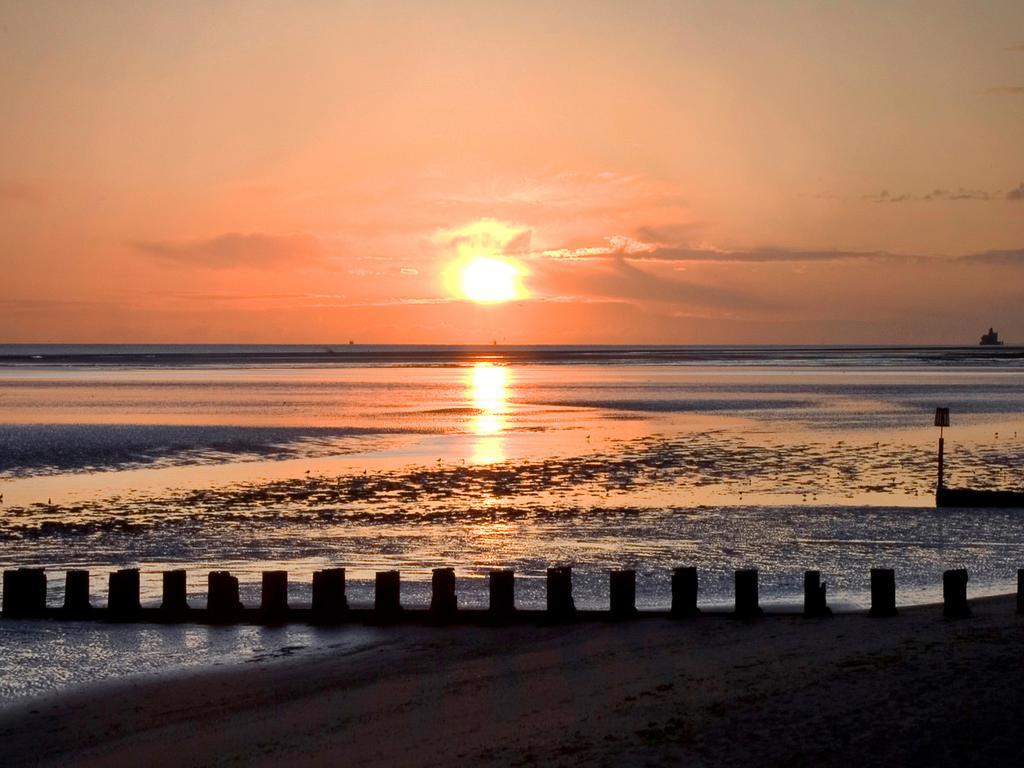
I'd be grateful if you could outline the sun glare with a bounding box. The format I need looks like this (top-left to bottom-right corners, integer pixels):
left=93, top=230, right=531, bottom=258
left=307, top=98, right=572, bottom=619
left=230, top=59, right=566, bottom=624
left=459, top=257, right=523, bottom=304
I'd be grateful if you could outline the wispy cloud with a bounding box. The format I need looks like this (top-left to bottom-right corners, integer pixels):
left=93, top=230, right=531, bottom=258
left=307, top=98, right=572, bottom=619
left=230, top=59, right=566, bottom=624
left=629, top=247, right=886, bottom=264
left=864, top=188, right=995, bottom=203
left=133, top=232, right=321, bottom=269
left=532, top=254, right=774, bottom=312
left=1007, top=182, right=1024, bottom=201
left=535, top=238, right=887, bottom=264
left=959, top=248, right=1024, bottom=266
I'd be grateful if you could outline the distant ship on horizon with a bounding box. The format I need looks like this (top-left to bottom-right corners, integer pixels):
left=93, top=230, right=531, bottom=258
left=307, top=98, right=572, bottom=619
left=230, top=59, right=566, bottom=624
left=979, top=327, right=1004, bottom=346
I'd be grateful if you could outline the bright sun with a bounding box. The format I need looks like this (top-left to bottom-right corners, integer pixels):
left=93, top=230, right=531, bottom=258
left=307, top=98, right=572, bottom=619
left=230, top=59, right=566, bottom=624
left=459, top=256, right=522, bottom=304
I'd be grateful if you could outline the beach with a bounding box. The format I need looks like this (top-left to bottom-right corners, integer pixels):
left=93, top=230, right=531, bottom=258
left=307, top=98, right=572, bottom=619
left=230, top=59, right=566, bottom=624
left=3, top=595, right=1022, bottom=767
left=2, top=346, right=1024, bottom=702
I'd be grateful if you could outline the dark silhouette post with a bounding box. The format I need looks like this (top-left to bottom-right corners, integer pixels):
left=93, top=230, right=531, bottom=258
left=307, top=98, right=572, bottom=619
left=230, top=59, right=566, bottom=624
left=161, top=569, right=189, bottom=615
left=2, top=568, right=47, bottom=618
left=64, top=570, right=92, bottom=616
left=108, top=568, right=141, bottom=619
left=869, top=568, right=898, bottom=617
left=803, top=570, right=831, bottom=617
left=207, top=571, right=242, bottom=623
left=375, top=570, right=401, bottom=617
left=546, top=566, right=575, bottom=618
left=430, top=567, right=458, bottom=616
left=734, top=569, right=762, bottom=618
left=488, top=569, right=515, bottom=616
left=935, top=407, right=949, bottom=491
left=609, top=569, right=636, bottom=617
left=261, top=571, right=289, bottom=622
left=312, top=568, right=348, bottom=622
left=671, top=567, right=699, bottom=617
left=942, top=569, right=970, bottom=618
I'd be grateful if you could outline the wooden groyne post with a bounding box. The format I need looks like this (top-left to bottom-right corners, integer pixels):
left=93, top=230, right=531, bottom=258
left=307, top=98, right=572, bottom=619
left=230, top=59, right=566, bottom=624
left=547, top=566, right=575, bottom=618
left=161, top=569, right=189, bottom=616
left=942, top=569, right=970, bottom=618
left=869, top=568, right=898, bottom=617
left=261, top=571, right=289, bottom=622
left=430, top=567, right=457, bottom=616
left=671, top=566, right=699, bottom=617
left=108, top=568, right=141, bottom=619
left=312, top=568, right=348, bottom=622
left=375, top=570, right=401, bottom=617
left=609, top=569, right=637, bottom=617
left=207, top=571, right=242, bottom=623
left=63, top=570, right=92, bottom=616
left=734, top=569, right=762, bottom=618
left=2, top=568, right=47, bottom=618
left=803, top=570, right=831, bottom=617
left=489, top=569, right=515, bottom=616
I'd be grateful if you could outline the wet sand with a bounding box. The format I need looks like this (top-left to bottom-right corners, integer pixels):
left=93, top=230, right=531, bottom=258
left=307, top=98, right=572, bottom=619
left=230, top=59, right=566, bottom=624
left=2, top=596, right=1023, bottom=767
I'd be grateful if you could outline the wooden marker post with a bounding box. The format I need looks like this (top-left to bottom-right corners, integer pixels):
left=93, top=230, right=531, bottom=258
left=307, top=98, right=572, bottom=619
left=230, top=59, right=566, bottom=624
left=64, top=570, right=92, bottom=616
left=2, top=568, right=47, bottom=618
left=609, top=569, right=637, bottom=617
left=671, top=567, right=699, bottom=617
left=488, top=570, right=515, bottom=616
left=207, top=571, right=242, bottom=623
left=261, top=571, right=289, bottom=622
left=546, top=566, right=575, bottom=618
left=108, top=568, right=141, bottom=619
left=869, top=568, right=898, bottom=617
left=161, top=570, right=189, bottom=615
left=375, top=570, right=401, bottom=617
left=803, top=570, right=831, bottom=617
left=942, top=569, right=970, bottom=618
left=430, top=567, right=457, bottom=616
left=312, top=568, right=348, bottom=622
left=734, top=569, right=762, bottom=618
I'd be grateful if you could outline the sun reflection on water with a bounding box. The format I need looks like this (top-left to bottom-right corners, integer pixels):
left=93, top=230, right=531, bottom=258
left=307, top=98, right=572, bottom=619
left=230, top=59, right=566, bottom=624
left=468, top=363, right=509, bottom=463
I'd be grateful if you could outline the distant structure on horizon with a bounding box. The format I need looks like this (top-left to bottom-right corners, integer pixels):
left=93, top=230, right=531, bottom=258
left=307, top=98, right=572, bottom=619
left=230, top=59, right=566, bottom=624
left=979, top=327, right=1004, bottom=346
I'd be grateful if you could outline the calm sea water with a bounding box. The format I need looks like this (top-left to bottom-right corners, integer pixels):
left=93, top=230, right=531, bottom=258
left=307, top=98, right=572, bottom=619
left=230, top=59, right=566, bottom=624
left=1, top=344, right=1023, bottom=702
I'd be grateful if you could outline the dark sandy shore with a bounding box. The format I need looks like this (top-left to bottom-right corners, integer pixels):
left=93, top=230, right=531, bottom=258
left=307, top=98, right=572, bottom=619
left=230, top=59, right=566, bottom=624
left=2, top=597, right=1024, bottom=767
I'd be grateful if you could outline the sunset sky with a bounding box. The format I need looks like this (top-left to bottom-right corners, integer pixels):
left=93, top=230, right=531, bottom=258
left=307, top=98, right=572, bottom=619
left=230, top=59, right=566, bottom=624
left=1, top=1, right=1022, bottom=344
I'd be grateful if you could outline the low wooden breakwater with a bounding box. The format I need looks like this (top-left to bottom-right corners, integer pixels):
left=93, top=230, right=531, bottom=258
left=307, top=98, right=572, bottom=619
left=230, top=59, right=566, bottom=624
left=1, top=565, right=1015, bottom=625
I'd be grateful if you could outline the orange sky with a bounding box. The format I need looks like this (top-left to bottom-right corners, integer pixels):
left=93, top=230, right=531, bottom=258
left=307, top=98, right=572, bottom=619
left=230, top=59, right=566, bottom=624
left=1, top=1, right=1023, bottom=344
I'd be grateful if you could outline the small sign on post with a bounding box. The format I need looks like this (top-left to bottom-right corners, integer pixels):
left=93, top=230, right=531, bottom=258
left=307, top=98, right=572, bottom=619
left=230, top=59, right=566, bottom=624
left=934, top=408, right=950, bottom=428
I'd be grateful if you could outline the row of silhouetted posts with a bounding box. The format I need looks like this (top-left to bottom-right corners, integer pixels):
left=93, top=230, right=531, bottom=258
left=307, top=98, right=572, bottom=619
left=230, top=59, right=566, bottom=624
left=0, top=565, right=997, bottom=623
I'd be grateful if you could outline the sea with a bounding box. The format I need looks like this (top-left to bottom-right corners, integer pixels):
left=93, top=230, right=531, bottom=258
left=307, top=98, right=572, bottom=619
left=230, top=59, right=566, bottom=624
left=2, top=344, right=1023, bottom=702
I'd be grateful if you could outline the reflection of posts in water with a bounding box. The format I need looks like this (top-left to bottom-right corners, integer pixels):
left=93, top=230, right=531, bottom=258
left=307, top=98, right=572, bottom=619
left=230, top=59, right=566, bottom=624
left=942, top=569, right=970, bottom=618
left=671, top=566, right=699, bottom=617
left=869, top=568, right=898, bottom=617
left=609, top=569, right=637, bottom=617
left=108, top=568, right=141, bottom=619
left=803, top=570, right=831, bottom=617
left=734, top=569, right=762, bottom=618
